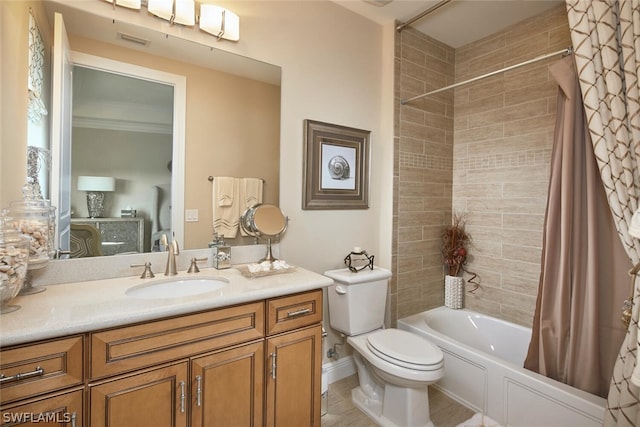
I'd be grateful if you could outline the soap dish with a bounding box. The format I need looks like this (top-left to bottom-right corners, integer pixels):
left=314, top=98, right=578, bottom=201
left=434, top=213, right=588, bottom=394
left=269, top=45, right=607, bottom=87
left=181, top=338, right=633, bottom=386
left=236, top=263, right=296, bottom=278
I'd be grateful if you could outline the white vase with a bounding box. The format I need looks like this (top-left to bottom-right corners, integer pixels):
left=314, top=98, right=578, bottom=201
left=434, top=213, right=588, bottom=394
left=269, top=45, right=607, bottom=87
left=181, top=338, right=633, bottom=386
left=444, top=275, right=464, bottom=309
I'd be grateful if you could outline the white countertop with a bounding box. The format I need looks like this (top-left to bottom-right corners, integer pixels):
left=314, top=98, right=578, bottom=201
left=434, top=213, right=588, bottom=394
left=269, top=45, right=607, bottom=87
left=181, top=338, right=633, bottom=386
left=0, top=266, right=333, bottom=347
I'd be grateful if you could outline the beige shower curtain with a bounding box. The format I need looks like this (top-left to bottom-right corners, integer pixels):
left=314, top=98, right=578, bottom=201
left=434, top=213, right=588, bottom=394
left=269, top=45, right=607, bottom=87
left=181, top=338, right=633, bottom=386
left=564, top=0, right=640, bottom=424
left=523, top=55, right=629, bottom=398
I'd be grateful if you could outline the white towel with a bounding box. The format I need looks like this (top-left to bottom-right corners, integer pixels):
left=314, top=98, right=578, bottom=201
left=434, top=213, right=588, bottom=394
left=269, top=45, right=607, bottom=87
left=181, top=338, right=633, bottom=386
left=215, top=176, right=235, bottom=206
left=240, top=178, right=264, bottom=236
left=241, top=178, right=264, bottom=208
left=212, top=177, right=240, bottom=238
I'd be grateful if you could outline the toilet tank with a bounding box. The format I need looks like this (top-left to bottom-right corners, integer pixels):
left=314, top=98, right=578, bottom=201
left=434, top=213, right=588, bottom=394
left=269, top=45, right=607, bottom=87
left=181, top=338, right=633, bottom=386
left=324, top=267, right=392, bottom=336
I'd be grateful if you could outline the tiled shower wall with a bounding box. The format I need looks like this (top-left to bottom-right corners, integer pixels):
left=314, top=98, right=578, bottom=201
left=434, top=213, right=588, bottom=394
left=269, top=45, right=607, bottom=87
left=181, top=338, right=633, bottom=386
left=393, top=5, right=571, bottom=327
left=393, top=27, right=455, bottom=326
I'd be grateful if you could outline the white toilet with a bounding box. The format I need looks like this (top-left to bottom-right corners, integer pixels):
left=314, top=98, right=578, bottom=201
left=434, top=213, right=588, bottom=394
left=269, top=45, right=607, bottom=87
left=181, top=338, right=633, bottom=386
left=324, top=267, right=444, bottom=427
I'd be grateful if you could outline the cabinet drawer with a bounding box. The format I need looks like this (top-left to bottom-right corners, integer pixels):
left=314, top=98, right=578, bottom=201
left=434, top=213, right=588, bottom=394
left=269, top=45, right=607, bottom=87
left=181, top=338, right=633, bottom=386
left=1, top=388, right=84, bottom=426
left=90, top=301, right=264, bottom=379
left=267, top=290, right=322, bottom=335
left=0, top=336, right=84, bottom=405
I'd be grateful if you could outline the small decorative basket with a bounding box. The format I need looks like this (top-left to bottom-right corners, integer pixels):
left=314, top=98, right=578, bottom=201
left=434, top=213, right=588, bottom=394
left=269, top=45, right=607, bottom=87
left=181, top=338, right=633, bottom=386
left=445, top=275, right=464, bottom=309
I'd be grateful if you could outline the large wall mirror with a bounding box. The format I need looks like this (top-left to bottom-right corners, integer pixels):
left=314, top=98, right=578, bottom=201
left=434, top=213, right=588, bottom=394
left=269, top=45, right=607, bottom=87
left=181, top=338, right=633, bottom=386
left=43, top=0, right=281, bottom=258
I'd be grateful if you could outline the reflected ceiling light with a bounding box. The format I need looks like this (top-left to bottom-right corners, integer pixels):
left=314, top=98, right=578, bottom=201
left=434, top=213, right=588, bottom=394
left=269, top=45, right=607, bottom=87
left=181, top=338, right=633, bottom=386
left=199, top=4, right=240, bottom=41
left=103, top=0, right=142, bottom=9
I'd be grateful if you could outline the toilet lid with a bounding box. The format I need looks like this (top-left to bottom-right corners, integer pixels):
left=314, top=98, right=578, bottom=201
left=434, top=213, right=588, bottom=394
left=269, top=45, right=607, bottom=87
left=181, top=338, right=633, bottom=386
left=367, top=329, right=443, bottom=370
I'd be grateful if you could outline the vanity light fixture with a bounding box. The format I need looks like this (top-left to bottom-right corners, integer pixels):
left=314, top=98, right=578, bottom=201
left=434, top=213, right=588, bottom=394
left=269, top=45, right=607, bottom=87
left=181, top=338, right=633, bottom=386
left=174, top=0, right=195, bottom=25
left=199, top=4, right=240, bottom=41
left=102, top=0, right=238, bottom=41
left=147, top=0, right=173, bottom=21
left=77, top=176, right=116, bottom=218
left=103, top=0, right=142, bottom=9
left=147, top=0, right=195, bottom=26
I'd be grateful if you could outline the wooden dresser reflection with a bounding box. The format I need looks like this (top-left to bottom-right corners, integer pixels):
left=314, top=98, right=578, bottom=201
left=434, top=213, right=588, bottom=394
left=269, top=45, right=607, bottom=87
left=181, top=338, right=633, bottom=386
left=71, top=218, right=144, bottom=256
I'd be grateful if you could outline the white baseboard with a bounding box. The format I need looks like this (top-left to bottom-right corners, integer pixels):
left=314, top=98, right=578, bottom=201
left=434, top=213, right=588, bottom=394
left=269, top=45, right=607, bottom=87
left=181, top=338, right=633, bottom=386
left=323, top=356, right=356, bottom=385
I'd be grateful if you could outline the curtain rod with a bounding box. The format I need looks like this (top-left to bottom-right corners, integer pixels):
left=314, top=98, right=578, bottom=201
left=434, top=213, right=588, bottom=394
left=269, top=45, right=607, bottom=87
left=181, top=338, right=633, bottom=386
left=396, top=0, right=452, bottom=32
left=400, top=47, right=573, bottom=105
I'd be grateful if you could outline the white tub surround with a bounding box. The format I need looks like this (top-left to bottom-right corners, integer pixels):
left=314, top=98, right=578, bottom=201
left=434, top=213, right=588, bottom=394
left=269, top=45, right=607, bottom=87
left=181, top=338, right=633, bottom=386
left=1, top=265, right=332, bottom=347
left=399, top=307, right=605, bottom=427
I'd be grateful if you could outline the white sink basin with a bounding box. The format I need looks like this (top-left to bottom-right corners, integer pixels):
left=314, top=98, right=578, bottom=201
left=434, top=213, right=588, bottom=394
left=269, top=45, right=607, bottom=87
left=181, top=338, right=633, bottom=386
left=126, top=277, right=229, bottom=299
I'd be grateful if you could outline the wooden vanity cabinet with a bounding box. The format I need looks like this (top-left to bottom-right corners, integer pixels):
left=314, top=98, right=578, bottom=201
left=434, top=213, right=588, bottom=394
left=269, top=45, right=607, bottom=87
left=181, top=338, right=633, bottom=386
left=190, top=340, right=264, bottom=427
left=88, top=302, right=264, bottom=427
left=0, top=336, right=85, bottom=426
left=1, top=389, right=84, bottom=426
left=1, top=288, right=323, bottom=427
left=265, top=290, right=323, bottom=427
left=89, top=362, right=188, bottom=427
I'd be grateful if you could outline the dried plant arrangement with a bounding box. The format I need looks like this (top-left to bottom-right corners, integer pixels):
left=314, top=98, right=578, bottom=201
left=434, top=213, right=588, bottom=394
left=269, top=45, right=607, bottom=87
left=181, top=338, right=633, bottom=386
left=441, top=213, right=480, bottom=291
left=442, top=213, right=470, bottom=277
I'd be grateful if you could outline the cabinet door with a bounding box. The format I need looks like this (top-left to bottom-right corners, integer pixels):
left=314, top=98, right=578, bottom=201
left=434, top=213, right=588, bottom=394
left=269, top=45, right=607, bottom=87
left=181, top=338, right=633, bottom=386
left=0, top=389, right=83, bottom=426
left=265, top=325, right=322, bottom=427
left=191, top=341, right=264, bottom=427
left=90, top=362, right=188, bottom=427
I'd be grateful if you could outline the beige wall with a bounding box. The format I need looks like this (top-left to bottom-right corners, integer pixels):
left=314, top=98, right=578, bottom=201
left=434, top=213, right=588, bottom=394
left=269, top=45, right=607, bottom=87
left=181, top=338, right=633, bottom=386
left=70, top=35, right=280, bottom=249
left=393, top=5, right=570, bottom=327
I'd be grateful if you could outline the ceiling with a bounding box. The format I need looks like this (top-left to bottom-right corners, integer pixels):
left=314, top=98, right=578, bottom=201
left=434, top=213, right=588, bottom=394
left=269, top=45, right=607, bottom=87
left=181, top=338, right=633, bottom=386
left=333, top=0, right=564, bottom=48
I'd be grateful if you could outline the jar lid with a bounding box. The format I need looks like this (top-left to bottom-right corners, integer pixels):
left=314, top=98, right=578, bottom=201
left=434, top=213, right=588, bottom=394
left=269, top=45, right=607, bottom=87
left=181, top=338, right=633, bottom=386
left=0, top=228, right=30, bottom=246
left=8, top=198, right=51, bottom=211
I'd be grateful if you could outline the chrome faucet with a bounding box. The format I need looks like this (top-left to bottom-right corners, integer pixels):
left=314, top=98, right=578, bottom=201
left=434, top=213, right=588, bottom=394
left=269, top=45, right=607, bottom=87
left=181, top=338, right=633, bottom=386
left=161, top=234, right=180, bottom=276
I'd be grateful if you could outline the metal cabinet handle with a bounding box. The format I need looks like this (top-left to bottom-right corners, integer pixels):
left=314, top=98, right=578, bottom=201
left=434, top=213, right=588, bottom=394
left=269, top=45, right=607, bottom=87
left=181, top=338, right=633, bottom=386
left=179, top=380, right=186, bottom=413
left=195, top=375, right=202, bottom=407
left=287, top=308, right=310, bottom=317
left=270, top=352, right=277, bottom=380
left=70, top=412, right=77, bottom=427
left=0, top=366, right=44, bottom=385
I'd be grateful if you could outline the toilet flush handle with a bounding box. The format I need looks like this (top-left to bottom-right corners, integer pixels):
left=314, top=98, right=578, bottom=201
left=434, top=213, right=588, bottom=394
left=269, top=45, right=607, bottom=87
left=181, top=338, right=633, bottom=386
left=334, top=285, right=347, bottom=295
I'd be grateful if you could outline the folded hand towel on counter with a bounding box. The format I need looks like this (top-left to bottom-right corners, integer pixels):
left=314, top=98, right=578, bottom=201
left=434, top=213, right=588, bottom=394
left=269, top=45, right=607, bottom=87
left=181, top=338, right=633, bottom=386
left=211, top=177, right=240, bottom=238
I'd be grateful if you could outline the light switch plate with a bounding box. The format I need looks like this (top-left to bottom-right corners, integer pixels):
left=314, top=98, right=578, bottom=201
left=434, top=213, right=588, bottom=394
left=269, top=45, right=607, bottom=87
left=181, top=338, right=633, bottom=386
left=185, top=209, right=199, bottom=222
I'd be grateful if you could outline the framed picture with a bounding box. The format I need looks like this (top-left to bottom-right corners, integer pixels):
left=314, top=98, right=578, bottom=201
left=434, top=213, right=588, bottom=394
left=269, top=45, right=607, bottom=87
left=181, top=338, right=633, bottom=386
left=302, top=119, right=370, bottom=210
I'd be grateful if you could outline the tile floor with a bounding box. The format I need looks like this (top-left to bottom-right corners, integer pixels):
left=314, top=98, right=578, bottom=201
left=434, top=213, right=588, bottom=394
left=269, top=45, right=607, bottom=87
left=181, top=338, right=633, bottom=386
left=322, top=374, right=475, bottom=427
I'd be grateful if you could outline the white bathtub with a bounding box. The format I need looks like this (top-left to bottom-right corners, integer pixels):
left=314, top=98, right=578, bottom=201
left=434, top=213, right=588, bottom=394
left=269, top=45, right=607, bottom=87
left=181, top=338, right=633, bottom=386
left=398, top=306, right=606, bottom=427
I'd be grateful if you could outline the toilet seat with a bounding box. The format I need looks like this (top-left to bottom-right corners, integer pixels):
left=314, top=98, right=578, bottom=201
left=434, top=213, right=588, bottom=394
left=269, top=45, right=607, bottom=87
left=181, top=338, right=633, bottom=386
left=366, top=329, right=443, bottom=371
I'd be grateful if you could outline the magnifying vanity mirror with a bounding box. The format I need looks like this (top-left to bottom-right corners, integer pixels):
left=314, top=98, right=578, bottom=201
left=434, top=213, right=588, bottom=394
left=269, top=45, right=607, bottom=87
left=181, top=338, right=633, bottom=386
left=240, top=204, right=288, bottom=262
left=35, top=0, right=281, bottom=259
